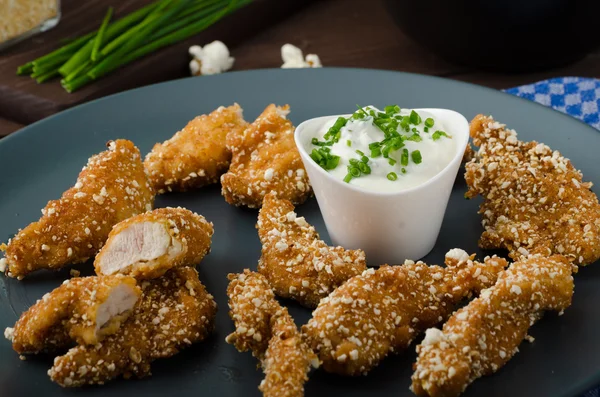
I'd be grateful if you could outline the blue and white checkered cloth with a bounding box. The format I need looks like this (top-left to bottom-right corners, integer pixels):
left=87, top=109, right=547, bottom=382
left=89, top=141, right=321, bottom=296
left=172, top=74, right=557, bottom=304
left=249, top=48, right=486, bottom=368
left=505, top=77, right=600, bottom=397
left=505, top=77, right=600, bottom=130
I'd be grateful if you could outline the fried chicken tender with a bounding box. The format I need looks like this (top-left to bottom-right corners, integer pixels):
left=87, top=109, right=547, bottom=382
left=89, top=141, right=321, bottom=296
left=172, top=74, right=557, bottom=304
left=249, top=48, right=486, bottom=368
left=257, top=192, right=366, bottom=308
left=0, top=140, right=154, bottom=279
left=221, top=104, right=311, bottom=208
left=411, top=254, right=574, bottom=397
left=94, top=207, right=213, bottom=279
left=226, top=270, right=317, bottom=397
left=48, top=267, right=217, bottom=387
left=301, top=249, right=507, bottom=376
left=6, top=274, right=140, bottom=353
left=144, top=104, right=248, bottom=194
left=465, top=115, right=600, bottom=265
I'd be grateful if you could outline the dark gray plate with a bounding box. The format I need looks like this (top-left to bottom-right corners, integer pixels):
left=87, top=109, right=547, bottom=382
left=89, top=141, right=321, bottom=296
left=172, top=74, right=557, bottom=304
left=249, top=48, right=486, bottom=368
left=0, top=68, right=598, bottom=397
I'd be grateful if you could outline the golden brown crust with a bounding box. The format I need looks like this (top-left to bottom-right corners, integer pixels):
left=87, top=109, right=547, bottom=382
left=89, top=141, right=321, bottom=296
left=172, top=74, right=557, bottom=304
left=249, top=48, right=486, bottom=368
left=220, top=104, right=311, bottom=208
left=465, top=115, right=600, bottom=265
left=226, top=270, right=316, bottom=397
left=9, top=274, right=140, bottom=353
left=48, top=268, right=217, bottom=387
left=461, top=144, right=474, bottom=163
left=411, top=255, right=574, bottom=397
left=94, top=207, right=214, bottom=279
left=2, top=140, right=154, bottom=279
left=144, top=104, right=248, bottom=193
left=301, top=250, right=507, bottom=376
left=257, top=192, right=366, bottom=308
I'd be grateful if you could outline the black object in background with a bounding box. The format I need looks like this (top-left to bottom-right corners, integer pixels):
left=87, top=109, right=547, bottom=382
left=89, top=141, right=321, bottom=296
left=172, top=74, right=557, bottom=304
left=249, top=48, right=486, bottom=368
left=385, top=0, right=600, bottom=72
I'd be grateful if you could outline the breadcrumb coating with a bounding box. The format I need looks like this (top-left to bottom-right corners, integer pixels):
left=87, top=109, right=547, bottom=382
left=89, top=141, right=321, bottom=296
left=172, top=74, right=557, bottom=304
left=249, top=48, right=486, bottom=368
left=48, top=267, right=217, bottom=387
left=95, top=207, right=213, bottom=279
left=226, top=270, right=316, bottom=397
left=221, top=104, right=311, bottom=208
left=1, top=140, right=154, bottom=279
left=8, top=274, right=140, bottom=353
left=465, top=115, right=600, bottom=265
left=411, top=254, right=574, bottom=397
left=301, top=250, right=507, bottom=376
left=257, top=192, right=366, bottom=308
left=144, top=104, right=248, bottom=193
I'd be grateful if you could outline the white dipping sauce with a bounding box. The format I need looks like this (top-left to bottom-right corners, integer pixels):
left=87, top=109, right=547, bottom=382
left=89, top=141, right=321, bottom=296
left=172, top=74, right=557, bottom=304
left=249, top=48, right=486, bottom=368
left=309, top=107, right=456, bottom=192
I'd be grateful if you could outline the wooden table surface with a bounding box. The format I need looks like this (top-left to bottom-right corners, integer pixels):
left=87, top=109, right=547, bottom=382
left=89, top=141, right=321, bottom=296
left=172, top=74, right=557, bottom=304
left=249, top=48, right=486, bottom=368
left=1, top=0, right=600, bottom=137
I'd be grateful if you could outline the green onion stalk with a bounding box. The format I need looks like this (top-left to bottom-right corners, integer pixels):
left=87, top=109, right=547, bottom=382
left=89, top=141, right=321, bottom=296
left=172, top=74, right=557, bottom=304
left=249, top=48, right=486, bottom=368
left=64, top=0, right=248, bottom=92
left=18, top=0, right=250, bottom=92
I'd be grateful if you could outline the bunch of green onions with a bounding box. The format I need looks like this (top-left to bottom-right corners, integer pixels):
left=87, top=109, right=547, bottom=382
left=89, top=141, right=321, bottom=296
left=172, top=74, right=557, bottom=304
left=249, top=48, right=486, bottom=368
left=17, top=0, right=251, bottom=93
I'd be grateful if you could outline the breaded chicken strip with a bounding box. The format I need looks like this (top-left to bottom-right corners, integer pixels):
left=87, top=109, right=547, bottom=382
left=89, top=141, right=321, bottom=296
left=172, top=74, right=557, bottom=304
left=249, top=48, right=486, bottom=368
left=257, top=192, right=366, bottom=308
left=465, top=115, right=600, bottom=265
left=221, top=104, right=311, bottom=208
left=226, top=270, right=317, bottom=397
left=6, top=274, right=140, bottom=353
left=48, top=267, right=216, bottom=387
left=411, top=255, right=574, bottom=397
left=144, top=104, right=248, bottom=194
left=0, top=140, right=154, bottom=279
left=301, top=249, right=507, bottom=376
left=95, top=207, right=213, bottom=279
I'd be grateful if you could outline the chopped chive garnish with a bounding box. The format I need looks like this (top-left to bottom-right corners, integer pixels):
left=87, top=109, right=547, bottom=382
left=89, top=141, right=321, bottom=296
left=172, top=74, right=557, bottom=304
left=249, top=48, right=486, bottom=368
left=356, top=149, right=365, bottom=156
left=370, top=146, right=382, bottom=157
left=401, top=148, right=409, bottom=166
left=424, top=127, right=429, bottom=133
left=344, top=173, right=352, bottom=183
left=323, top=117, right=348, bottom=143
left=406, top=134, right=422, bottom=142
left=411, top=150, right=422, bottom=164
left=409, top=110, right=422, bottom=125
left=400, top=117, right=409, bottom=130
left=382, top=145, right=391, bottom=158
left=361, top=155, right=369, bottom=164
left=326, top=156, right=339, bottom=169
left=424, top=118, right=434, bottom=128
left=347, top=139, right=352, bottom=147
left=411, top=127, right=417, bottom=133
left=355, top=105, right=370, bottom=119
left=401, top=168, right=407, bottom=174
left=349, top=158, right=360, bottom=166
left=388, top=158, right=396, bottom=166
left=350, top=166, right=360, bottom=177
left=310, top=148, right=340, bottom=170
left=432, top=130, right=450, bottom=141
left=387, top=172, right=398, bottom=181
left=358, top=162, right=371, bottom=174
left=310, top=148, right=322, bottom=162
left=311, top=137, right=332, bottom=146
left=384, top=105, right=400, bottom=114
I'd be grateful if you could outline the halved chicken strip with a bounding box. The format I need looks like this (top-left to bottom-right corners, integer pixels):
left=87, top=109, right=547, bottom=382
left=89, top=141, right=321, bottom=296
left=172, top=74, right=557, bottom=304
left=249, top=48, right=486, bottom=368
left=48, top=267, right=217, bottom=387
left=6, top=274, right=141, bottom=353
left=0, top=139, right=154, bottom=279
left=94, top=207, right=213, bottom=279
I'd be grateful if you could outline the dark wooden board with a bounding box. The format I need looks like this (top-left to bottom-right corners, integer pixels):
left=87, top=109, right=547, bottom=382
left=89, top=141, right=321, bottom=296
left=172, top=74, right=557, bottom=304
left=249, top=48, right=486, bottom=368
left=232, top=0, right=466, bottom=74
left=0, top=0, right=316, bottom=125
left=0, top=117, right=23, bottom=138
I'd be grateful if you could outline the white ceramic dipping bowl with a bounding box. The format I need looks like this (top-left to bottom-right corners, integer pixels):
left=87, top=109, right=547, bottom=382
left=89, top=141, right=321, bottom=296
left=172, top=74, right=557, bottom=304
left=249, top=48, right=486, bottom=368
left=295, top=108, right=469, bottom=265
